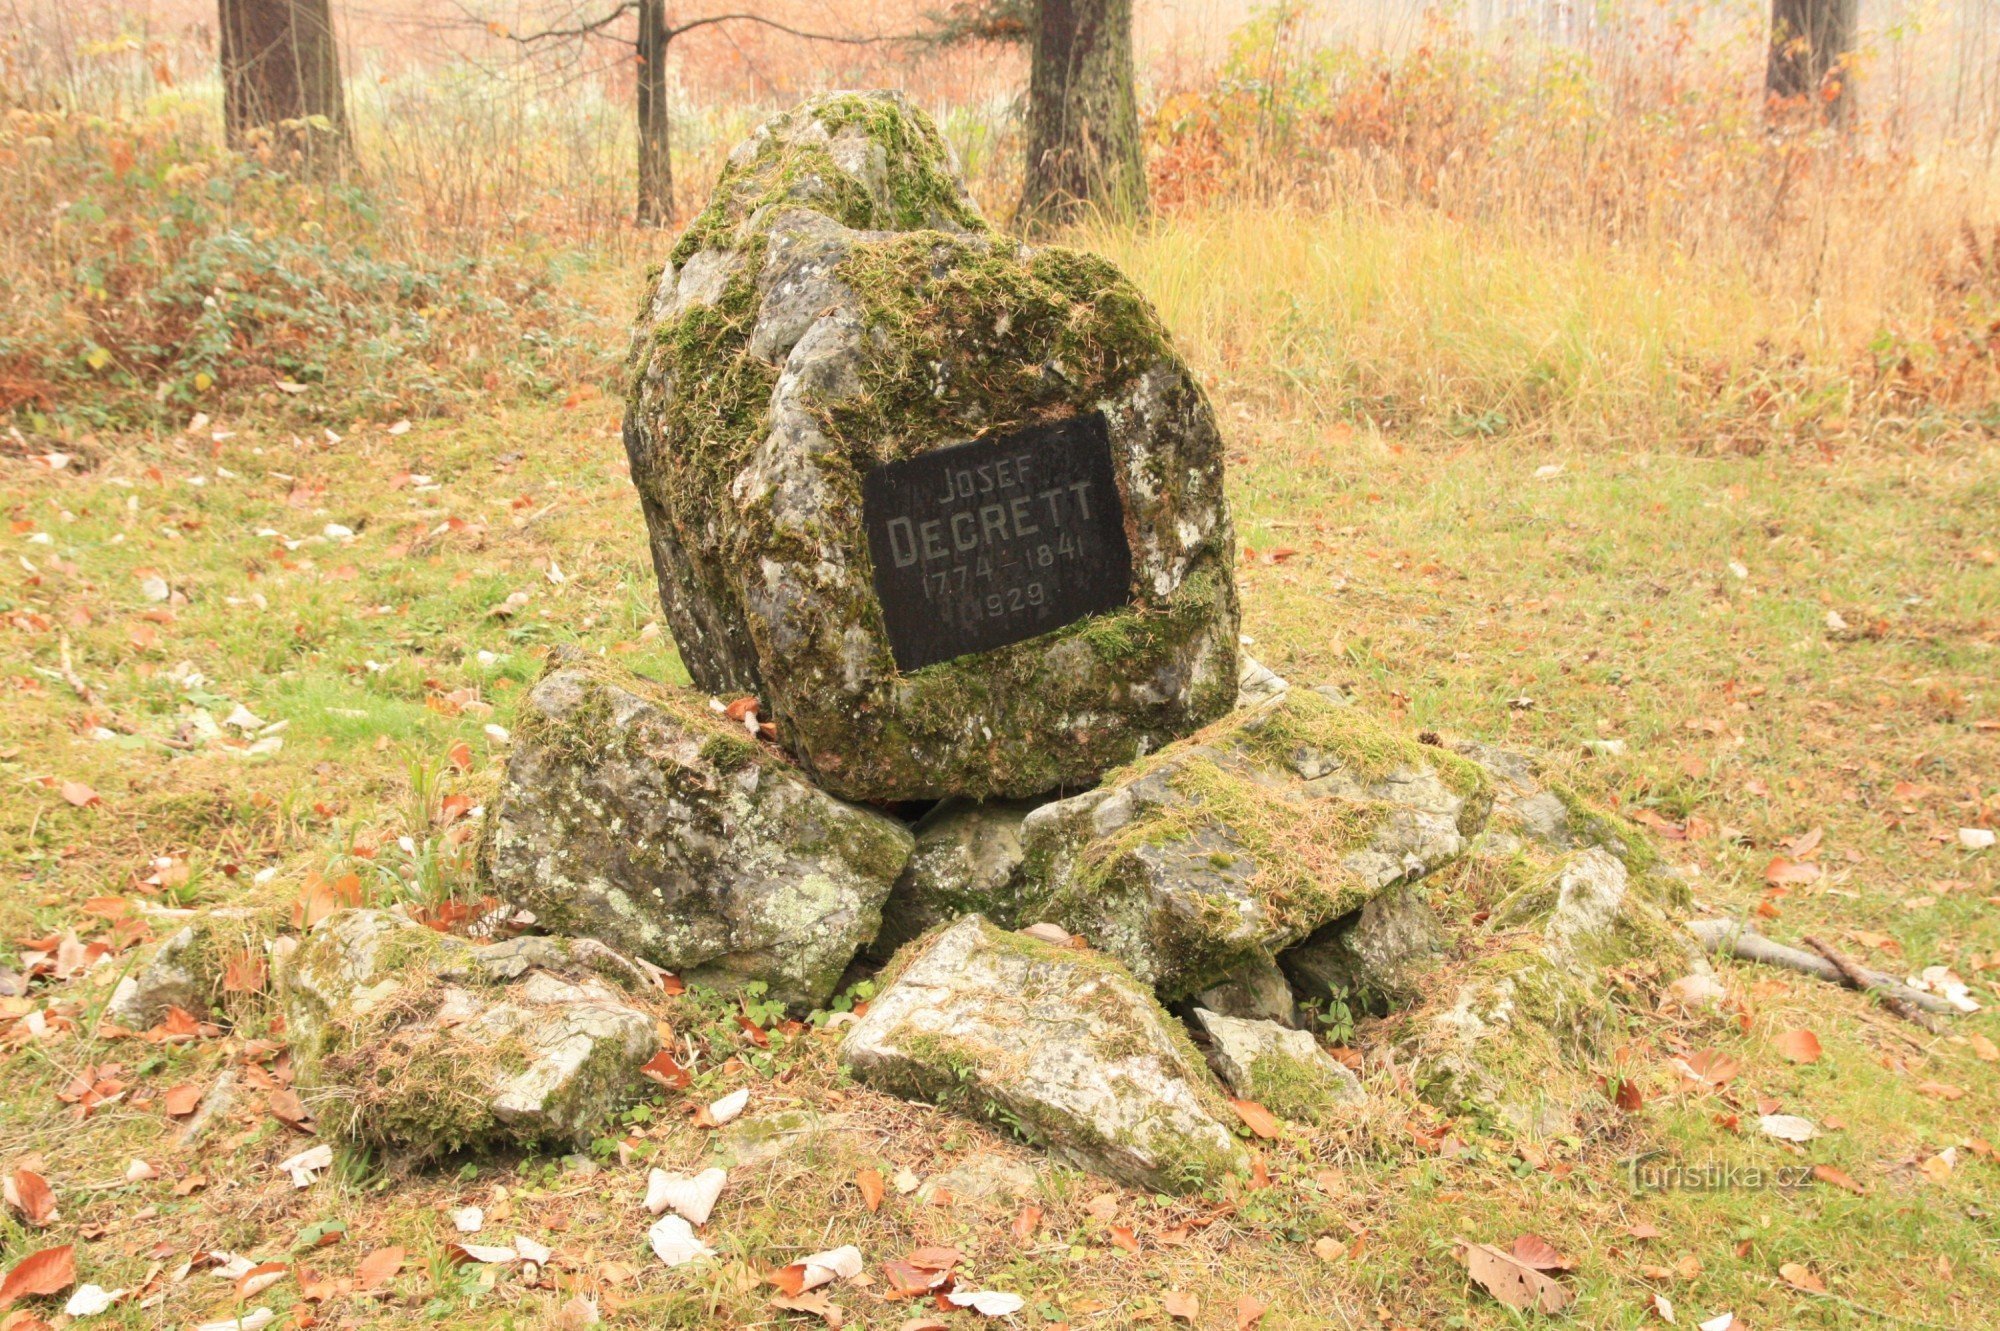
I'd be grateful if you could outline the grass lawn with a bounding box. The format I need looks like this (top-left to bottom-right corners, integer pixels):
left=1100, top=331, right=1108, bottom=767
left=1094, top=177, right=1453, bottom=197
left=2, top=238, right=1997, bottom=1329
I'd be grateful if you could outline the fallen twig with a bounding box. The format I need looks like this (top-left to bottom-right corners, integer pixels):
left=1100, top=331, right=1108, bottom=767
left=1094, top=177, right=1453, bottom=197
left=57, top=630, right=94, bottom=703
left=1802, top=934, right=1944, bottom=1032
left=1684, top=919, right=1954, bottom=1017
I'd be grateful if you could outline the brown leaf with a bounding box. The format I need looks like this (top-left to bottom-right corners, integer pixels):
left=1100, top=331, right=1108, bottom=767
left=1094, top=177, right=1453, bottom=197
left=1459, top=1239, right=1574, bottom=1314
left=294, top=872, right=363, bottom=929
left=1163, top=1290, right=1199, bottom=1323
left=771, top=1290, right=843, bottom=1327
left=1510, top=1234, right=1576, bottom=1272
left=1230, top=1099, right=1281, bottom=1139
left=1812, top=1164, right=1865, bottom=1195
left=1915, top=1081, right=1966, bottom=1101
left=1778, top=1261, right=1826, bottom=1293
left=356, top=1246, right=403, bottom=1291
left=268, top=1088, right=312, bottom=1128
left=855, top=1168, right=884, bottom=1214
left=904, top=1247, right=962, bottom=1272
left=1235, top=1293, right=1268, bottom=1329
left=1774, top=1029, right=1823, bottom=1064
left=1763, top=856, right=1821, bottom=886
left=163, top=1084, right=202, bottom=1117
left=640, top=1049, right=691, bottom=1091
left=58, top=782, right=99, bottom=809
left=880, top=1261, right=943, bottom=1299
left=236, top=1262, right=287, bottom=1299
left=1108, top=1226, right=1139, bottom=1253
left=4, top=1171, right=56, bottom=1227
left=1678, top=1049, right=1742, bottom=1087
left=1011, top=1205, right=1041, bottom=1241
left=1969, top=1034, right=1999, bottom=1063
left=0, top=1246, right=75, bottom=1309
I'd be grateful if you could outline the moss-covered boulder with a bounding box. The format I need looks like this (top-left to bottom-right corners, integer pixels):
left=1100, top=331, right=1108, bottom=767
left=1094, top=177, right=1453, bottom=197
left=870, top=797, right=1040, bottom=959
left=1014, top=688, right=1491, bottom=1004
left=623, top=90, right=1238, bottom=802
left=283, top=910, right=657, bottom=1154
left=839, top=915, right=1247, bottom=1194
left=1190, top=1007, right=1362, bottom=1123
left=478, top=651, right=913, bottom=1010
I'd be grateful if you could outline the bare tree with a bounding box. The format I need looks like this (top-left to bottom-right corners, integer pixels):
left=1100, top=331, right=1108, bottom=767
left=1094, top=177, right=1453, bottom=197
left=1018, top=0, right=1145, bottom=231
left=506, top=4, right=905, bottom=226
left=1767, top=0, right=1859, bottom=121
left=926, top=0, right=1144, bottom=231
left=219, top=0, right=350, bottom=171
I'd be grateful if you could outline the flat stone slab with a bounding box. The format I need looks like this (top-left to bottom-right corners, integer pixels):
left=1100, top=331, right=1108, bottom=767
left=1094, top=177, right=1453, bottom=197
left=284, top=909, right=657, bottom=1153
left=1016, top=688, right=1491, bottom=1002
left=840, top=916, right=1246, bottom=1193
left=479, top=651, right=912, bottom=1009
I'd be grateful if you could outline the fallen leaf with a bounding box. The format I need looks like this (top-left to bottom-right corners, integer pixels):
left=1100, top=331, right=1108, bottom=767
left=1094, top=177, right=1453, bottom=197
left=1108, top=1226, right=1139, bottom=1253
left=1811, top=1164, right=1864, bottom=1195
left=1164, top=1289, right=1199, bottom=1323
left=1763, top=857, right=1821, bottom=886
left=64, top=1281, right=122, bottom=1317
left=1511, top=1234, right=1576, bottom=1271
left=1677, top=1049, right=1742, bottom=1087
left=268, top=1089, right=312, bottom=1128
left=0, top=1246, right=76, bottom=1309
left=855, top=1167, right=884, bottom=1213
left=1650, top=1292, right=1674, bottom=1323
left=1235, top=1293, right=1268, bottom=1328
left=356, top=1247, right=402, bottom=1291
left=947, top=1289, right=1027, bottom=1317
left=639, top=1049, right=691, bottom=1090
left=770, top=1289, right=844, bottom=1327
left=644, top=1168, right=725, bottom=1225
left=770, top=1246, right=863, bottom=1296
left=706, top=1087, right=749, bottom=1126
left=163, top=1084, right=203, bottom=1117
left=4, top=1170, right=56, bottom=1227
left=1774, top=1029, right=1822, bottom=1064
left=1230, top=1099, right=1281, bottom=1139
left=222, top=951, right=266, bottom=994
left=1459, top=1239, right=1574, bottom=1313
left=1969, top=1034, right=1999, bottom=1063
left=58, top=782, right=99, bottom=808
left=1011, top=1205, right=1041, bottom=1241
left=1778, top=1262, right=1826, bottom=1293
left=235, top=1263, right=287, bottom=1299
left=1758, top=1114, right=1817, bottom=1143
left=1915, top=1081, right=1965, bottom=1101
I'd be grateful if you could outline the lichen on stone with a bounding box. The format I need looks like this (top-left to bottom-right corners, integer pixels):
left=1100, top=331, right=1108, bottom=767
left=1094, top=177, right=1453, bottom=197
left=1015, top=689, right=1490, bottom=1002
left=623, top=90, right=1240, bottom=802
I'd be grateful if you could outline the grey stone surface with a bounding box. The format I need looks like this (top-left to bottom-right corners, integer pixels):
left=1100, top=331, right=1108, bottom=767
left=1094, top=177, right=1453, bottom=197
left=1190, top=1007, right=1362, bottom=1122
left=1192, top=951, right=1298, bottom=1027
left=106, top=924, right=206, bottom=1028
left=872, top=798, right=1038, bottom=959
left=840, top=916, right=1246, bottom=1193
left=1015, top=688, right=1491, bottom=1002
left=478, top=652, right=912, bottom=1009
left=624, top=90, right=1239, bottom=802
left=1280, top=883, right=1446, bottom=1015
left=283, top=909, right=658, bottom=1153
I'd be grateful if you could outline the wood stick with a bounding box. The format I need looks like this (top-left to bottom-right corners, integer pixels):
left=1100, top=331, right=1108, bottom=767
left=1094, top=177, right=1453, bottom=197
left=1803, top=934, right=1944, bottom=1032
left=1684, top=919, right=1955, bottom=1016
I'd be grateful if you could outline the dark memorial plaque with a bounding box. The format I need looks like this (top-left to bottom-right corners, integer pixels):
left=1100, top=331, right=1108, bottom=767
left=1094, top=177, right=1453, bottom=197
left=862, top=413, right=1133, bottom=672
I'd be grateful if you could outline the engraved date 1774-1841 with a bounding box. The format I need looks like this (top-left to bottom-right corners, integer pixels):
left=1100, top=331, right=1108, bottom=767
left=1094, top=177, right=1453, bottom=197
left=861, top=413, right=1134, bottom=672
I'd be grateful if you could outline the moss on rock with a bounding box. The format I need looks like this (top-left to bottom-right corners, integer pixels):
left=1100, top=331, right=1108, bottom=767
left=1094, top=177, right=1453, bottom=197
left=1017, top=689, right=1490, bottom=1002
left=624, top=91, right=1239, bottom=801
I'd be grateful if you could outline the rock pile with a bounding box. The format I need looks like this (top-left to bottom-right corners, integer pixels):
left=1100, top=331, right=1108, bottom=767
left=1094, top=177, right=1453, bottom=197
left=100, top=92, right=1697, bottom=1179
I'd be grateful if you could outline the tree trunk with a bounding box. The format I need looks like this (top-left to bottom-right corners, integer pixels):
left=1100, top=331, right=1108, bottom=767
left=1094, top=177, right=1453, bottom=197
left=218, top=0, right=349, bottom=171
left=1018, top=0, right=1146, bottom=233
left=636, top=0, right=674, bottom=227
left=1766, top=0, right=1858, bottom=121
